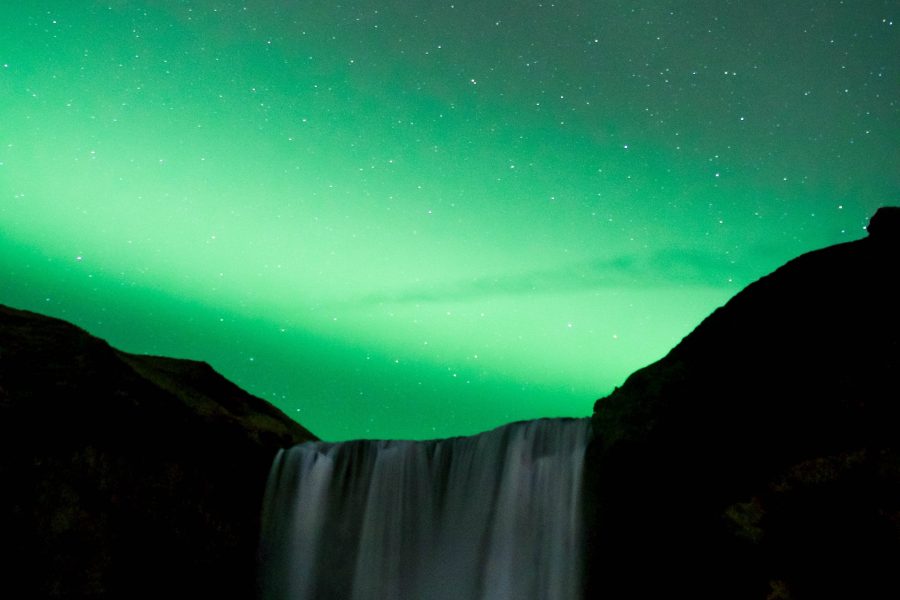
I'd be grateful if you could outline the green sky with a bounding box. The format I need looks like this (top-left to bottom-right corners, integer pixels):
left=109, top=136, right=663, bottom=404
left=1, top=1, right=897, bottom=440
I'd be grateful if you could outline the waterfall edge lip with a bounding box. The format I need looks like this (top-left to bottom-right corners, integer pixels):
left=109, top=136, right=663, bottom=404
left=283, top=415, right=594, bottom=447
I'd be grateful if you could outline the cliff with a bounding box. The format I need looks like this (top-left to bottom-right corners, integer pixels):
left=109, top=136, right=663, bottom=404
left=4, top=206, right=898, bottom=599
left=586, top=207, right=900, bottom=599
left=0, top=305, right=315, bottom=598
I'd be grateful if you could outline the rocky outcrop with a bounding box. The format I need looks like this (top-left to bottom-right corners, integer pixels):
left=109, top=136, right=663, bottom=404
left=586, top=207, right=900, bottom=599
left=0, top=305, right=315, bottom=598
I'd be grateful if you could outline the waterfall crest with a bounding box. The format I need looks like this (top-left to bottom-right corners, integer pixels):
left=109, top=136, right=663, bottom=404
left=259, top=417, right=591, bottom=600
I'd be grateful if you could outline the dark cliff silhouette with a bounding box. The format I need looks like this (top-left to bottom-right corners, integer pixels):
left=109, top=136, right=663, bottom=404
left=586, top=207, right=900, bottom=599
left=2, top=208, right=897, bottom=598
left=0, top=306, right=315, bottom=598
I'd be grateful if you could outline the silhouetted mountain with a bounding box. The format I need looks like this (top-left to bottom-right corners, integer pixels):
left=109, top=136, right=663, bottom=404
left=586, top=207, right=900, bottom=599
left=4, top=208, right=898, bottom=599
left=0, top=305, right=315, bottom=598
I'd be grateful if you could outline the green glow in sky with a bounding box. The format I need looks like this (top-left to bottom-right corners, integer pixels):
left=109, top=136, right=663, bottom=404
left=2, top=1, right=897, bottom=440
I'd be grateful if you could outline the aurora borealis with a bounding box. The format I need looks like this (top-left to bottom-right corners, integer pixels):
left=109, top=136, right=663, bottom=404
left=1, top=1, right=897, bottom=440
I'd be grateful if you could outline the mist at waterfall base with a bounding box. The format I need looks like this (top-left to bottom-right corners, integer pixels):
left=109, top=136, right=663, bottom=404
left=260, top=418, right=591, bottom=600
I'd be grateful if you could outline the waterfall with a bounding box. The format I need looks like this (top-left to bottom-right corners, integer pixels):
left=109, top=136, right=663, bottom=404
left=259, top=417, right=591, bottom=600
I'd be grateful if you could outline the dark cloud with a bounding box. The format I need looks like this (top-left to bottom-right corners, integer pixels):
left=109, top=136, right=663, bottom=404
left=351, top=248, right=759, bottom=306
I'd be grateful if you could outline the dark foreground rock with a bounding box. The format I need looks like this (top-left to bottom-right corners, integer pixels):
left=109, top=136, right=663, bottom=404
left=586, top=207, right=900, bottom=599
left=0, top=305, right=315, bottom=598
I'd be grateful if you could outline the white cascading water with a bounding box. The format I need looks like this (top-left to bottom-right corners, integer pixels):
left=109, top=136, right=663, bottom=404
left=259, top=417, right=591, bottom=600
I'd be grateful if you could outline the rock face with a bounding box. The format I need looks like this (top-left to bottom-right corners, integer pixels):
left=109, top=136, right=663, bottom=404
left=0, top=305, right=315, bottom=598
left=586, top=208, right=900, bottom=599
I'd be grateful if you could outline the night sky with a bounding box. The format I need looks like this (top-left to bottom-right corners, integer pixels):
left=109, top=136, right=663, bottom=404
left=2, top=1, right=897, bottom=440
